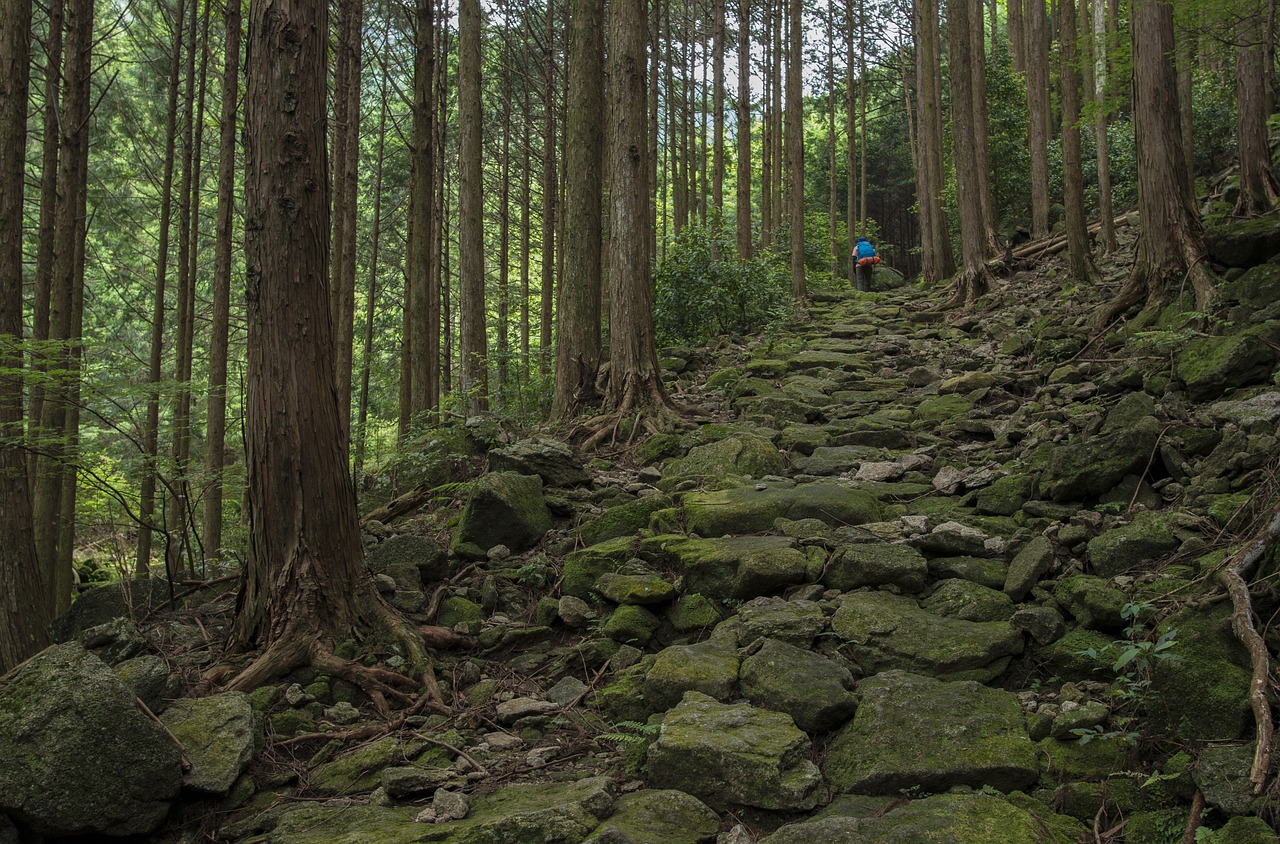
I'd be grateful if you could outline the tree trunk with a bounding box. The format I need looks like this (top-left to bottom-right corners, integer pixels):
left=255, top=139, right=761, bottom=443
left=458, top=0, right=487, bottom=415
left=969, top=0, right=999, bottom=255
left=946, top=0, right=995, bottom=305
left=828, top=0, right=838, bottom=281
left=331, top=0, right=364, bottom=444
left=136, top=0, right=186, bottom=576
left=0, top=0, right=50, bottom=673
left=552, top=0, right=604, bottom=421
left=1060, top=0, right=1095, bottom=283
left=713, top=0, right=726, bottom=215
left=1100, top=0, right=1215, bottom=324
left=1089, top=0, right=1117, bottom=253
left=785, top=0, right=805, bottom=301
left=1176, top=27, right=1195, bottom=191
left=203, top=0, right=241, bottom=564
left=408, top=0, right=437, bottom=420
left=520, top=77, right=532, bottom=377
left=913, top=0, right=954, bottom=283
left=230, top=0, right=428, bottom=691
left=760, top=1, right=773, bottom=247
left=846, top=0, right=857, bottom=281
left=1026, top=0, right=1051, bottom=238
left=540, top=0, right=557, bottom=377
left=1234, top=0, right=1279, bottom=216
left=1008, top=0, right=1024, bottom=71
left=736, top=0, right=753, bottom=258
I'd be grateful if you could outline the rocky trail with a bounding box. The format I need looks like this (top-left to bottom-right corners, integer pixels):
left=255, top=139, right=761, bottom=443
left=5, top=218, right=1280, bottom=843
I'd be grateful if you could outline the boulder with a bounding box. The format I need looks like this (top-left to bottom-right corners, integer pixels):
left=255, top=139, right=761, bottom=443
left=1194, top=743, right=1257, bottom=816
left=974, top=473, right=1035, bottom=516
left=578, top=495, right=673, bottom=546
left=1004, top=535, right=1055, bottom=600
left=366, top=534, right=449, bottom=588
left=646, top=692, right=826, bottom=811
left=161, top=692, right=260, bottom=795
left=0, top=644, right=182, bottom=837
left=1086, top=512, right=1180, bottom=577
left=77, top=617, right=147, bottom=665
left=593, top=572, right=677, bottom=605
left=488, top=437, right=591, bottom=487
left=1037, top=417, right=1162, bottom=502
left=582, top=789, right=720, bottom=844
left=921, top=579, right=1015, bottom=622
left=792, top=445, right=881, bottom=476
left=1054, top=575, right=1127, bottom=633
left=662, top=535, right=810, bottom=600
left=643, top=633, right=741, bottom=712
left=822, top=671, right=1038, bottom=794
left=49, top=578, right=170, bottom=643
left=1205, top=218, right=1280, bottom=267
left=824, top=543, right=928, bottom=593
left=928, top=555, right=1009, bottom=590
left=114, top=654, right=180, bottom=714
left=737, top=597, right=828, bottom=647
left=910, top=521, right=993, bottom=557
left=658, top=434, right=784, bottom=492
left=1148, top=605, right=1251, bottom=741
left=740, top=638, right=859, bottom=734
left=602, top=604, right=663, bottom=645
left=1176, top=329, right=1278, bottom=401
left=682, top=481, right=880, bottom=536
left=453, top=472, right=551, bottom=553
left=830, top=591, right=1023, bottom=682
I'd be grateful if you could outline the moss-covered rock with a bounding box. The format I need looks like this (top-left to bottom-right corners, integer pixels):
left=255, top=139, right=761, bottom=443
left=1054, top=575, right=1127, bottom=633
left=643, top=635, right=741, bottom=712
left=922, top=579, right=1015, bottom=622
left=913, top=394, right=975, bottom=425
left=666, top=594, right=723, bottom=632
left=590, top=658, right=655, bottom=723
left=823, top=671, right=1037, bottom=794
left=1035, top=627, right=1115, bottom=682
left=681, top=481, right=880, bottom=536
left=1037, top=417, right=1162, bottom=502
left=1037, top=736, right=1129, bottom=782
left=582, top=789, right=720, bottom=844
left=601, top=604, right=662, bottom=646
left=928, top=555, right=1009, bottom=590
left=561, top=536, right=645, bottom=599
left=593, top=572, right=677, bottom=606
left=792, top=445, right=882, bottom=476
left=577, top=495, right=673, bottom=546
left=308, top=736, right=430, bottom=797
left=488, top=437, right=590, bottom=488
left=1201, top=816, right=1280, bottom=843
left=830, top=591, right=1022, bottom=682
left=1004, top=535, right=1055, bottom=600
left=740, top=638, right=858, bottom=734
left=1086, top=511, right=1180, bottom=577
left=437, top=596, right=484, bottom=630
left=823, top=542, right=928, bottom=593
left=1176, top=329, right=1278, bottom=401
left=1147, top=605, right=1251, bottom=742
left=453, top=472, right=551, bottom=553
left=1194, top=743, right=1258, bottom=816
left=658, top=434, right=784, bottom=492
left=662, top=535, right=809, bottom=600
left=974, top=473, right=1035, bottom=517
left=737, top=597, right=828, bottom=647
left=161, top=692, right=260, bottom=795
left=646, top=692, right=826, bottom=811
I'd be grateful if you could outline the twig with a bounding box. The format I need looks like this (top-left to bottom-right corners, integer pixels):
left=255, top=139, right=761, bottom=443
left=1127, top=426, right=1171, bottom=514
left=411, top=730, right=489, bottom=776
left=136, top=696, right=192, bottom=772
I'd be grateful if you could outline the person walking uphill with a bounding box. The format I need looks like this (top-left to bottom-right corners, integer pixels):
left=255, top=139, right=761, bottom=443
left=854, top=236, right=880, bottom=292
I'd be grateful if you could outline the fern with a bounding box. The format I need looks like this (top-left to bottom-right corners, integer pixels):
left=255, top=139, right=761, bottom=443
left=596, top=720, right=658, bottom=745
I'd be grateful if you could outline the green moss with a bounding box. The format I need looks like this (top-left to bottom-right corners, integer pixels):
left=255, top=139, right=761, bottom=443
left=1123, top=809, right=1191, bottom=844
left=1148, top=605, right=1251, bottom=741
left=578, top=495, right=674, bottom=546
left=561, top=536, right=642, bottom=599
left=601, top=605, right=662, bottom=645
left=589, top=658, right=656, bottom=723
left=1037, top=737, right=1129, bottom=782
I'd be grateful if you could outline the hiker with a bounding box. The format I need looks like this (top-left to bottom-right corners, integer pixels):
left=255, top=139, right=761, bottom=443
left=854, top=236, right=880, bottom=292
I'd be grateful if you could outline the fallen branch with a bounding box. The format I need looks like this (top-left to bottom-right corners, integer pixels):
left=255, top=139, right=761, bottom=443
left=136, top=696, right=192, bottom=772
left=361, top=484, right=437, bottom=526
left=1215, top=505, right=1280, bottom=794
left=1180, top=790, right=1205, bottom=844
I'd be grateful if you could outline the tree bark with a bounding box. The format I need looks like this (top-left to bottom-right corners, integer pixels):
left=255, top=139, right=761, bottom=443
left=846, top=0, right=857, bottom=281
left=946, top=0, right=995, bottom=305
left=331, top=0, right=365, bottom=444
left=230, top=0, right=428, bottom=691
left=913, top=0, right=954, bottom=283
left=408, top=0, right=437, bottom=420
left=1026, top=0, right=1051, bottom=238
left=736, top=0, right=753, bottom=258
left=458, top=0, right=487, bottom=415
left=713, top=0, right=726, bottom=215
left=0, top=0, right=50, bottom=673
left=203, top=0, right=242, bottom=565
left=969, top=0, right=998, bottom=255
left=1234, top=0, right=1279, bottom=216
left=1060, top=0, right=1095, bottom=283
left=785, top=0, right=805, bottom=301
left=552, top=0, right=604, bottom=421
left=540, top=0, right=557, bottom=377
left=1089, top=0, right=1117, bottom=253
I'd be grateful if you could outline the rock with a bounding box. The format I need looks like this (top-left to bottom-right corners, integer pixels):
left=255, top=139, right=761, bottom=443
left=1037, top=417, right=1162, bottom=502
left=489, top=437, right=590, bottom=487
left=910, top=521, right=992, bottom=557
left=453, top=472, right=551, bottom=553
left=1054, top=575, right=1127, bottom=632
left=267, top=776, right=615, bottom=843
left=1194, top=743, right=1256, bottom=816
left=558, top=595, right=594, bottom=628
left=824, top=542, right=928, bottom=593
left=663, top=535, right=810, bottom=600
left=560, top=536, right=642, bottom=599
left=974, top=473, right=1035, bottom=516
left=437, top=596, right=484, bottom=631
left=325, top=701, right=360, bottom=725
left=161, top=692, right=259, bottom=795
left=1203, top=816, right=1280, bottom=843
left=1086, top=512, right=1180, bottom=577
left=646, top=692, right=826, bottom=811
left=381, top=766, right=455, bottom=799
left=114, top=654, right=180, bottom=714
left=602, top=604, right=663, bottom=645
left=365, top=534, right=450, bottom=587
left=682, top=482, right=880, bottom=536
left=1049, top=701, right=1109, bottom=739
left=740, top=638, right=859, bottom=734
left=496, top=696, right=562, bottom=724
left=793, top=445, right=880, bottom=476
left=49, top=578, right=170, bottom=643
left=1205, top=218, right=1280, bottom=267
left=1010, top=605, right=1066, bottom=644
left=579, top=495, right=673, bottom=546
left=582, top=789, right=720, bottom=844
left=921, top=579, right=1015, bottom=622
left=0, top=644, right=181, bottom=837
left=547, top=676, right=588, bottom=706
left=1004, top=535, right=1055, bottom=600
left=644, top=634, right=741, bottom=712
left=928, top=556, right=1009, bottom=590
left=737, top=597, right=828, bottom=647
left=310, top=736, right=437, bottom=796
left=594, top=572, right=678, bottom=605
left=831, top=591, right=1023, bottom=682
left=77, top=617, right=147, bottom=665
left=822, top=671, right=1037, bottom=795
left=1148, top=605, right=1251, bottom=741
left=658, top=434, right=784, bottom=492
left=1177, top=329, right=1279, bottom=400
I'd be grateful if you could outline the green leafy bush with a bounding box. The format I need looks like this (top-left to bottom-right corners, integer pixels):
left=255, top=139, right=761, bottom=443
left=654, top=223, right=792, bottom=346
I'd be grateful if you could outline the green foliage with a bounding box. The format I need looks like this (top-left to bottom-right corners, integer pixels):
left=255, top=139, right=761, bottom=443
left=595, top=720, right=658, bottom=746
left=654, top=222, right=792, bottom=346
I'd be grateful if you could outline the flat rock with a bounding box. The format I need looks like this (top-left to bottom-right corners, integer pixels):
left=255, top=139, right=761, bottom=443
left=740, top=638, right=859, bottom=734
left=161, top=691, right=260, bottom=795
left=582, top=789, right=720, bottom=844
left=682, top=482, right=880, bottom=536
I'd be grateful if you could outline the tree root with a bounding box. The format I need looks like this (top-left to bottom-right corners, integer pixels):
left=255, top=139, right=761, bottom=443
left=1214, top=505, right=1280, bottom=794
left=577, top=373, right=686, bottom=451
left=1180, top=790, right=1205, bottom=844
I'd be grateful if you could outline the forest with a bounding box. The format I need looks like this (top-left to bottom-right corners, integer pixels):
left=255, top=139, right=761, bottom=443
left=0, top=0, right=1277, bottom=700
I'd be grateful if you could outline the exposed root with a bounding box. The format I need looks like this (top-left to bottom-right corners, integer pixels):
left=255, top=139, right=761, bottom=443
left=577, top=372, right=686, bottom=451
left=941, top=265, right=998, bottom=310
left=1214, top=504, right=1280, bottom=794
left=1180, top=790, right=1205, bottom=844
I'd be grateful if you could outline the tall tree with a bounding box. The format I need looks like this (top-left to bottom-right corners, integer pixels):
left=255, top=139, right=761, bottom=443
left=408, top=0, right=438, bottom=422
left=785, top=0, right=805, bottom=301
left=736, top=0, right=752, bottom=258
left=1087, top=0, right=1117, bottom=253
left=913, top=0, right=954, bottom=283
left=551, top=0, right=604, bottom=421
left=458, top=0, right=487, bottom=415
left=540, top=0, right=557, bottom=376
left=945, top=0, right=995, bottom=304
left=1025, top=0, right=1050, bottom=238
left=1234, top=0, right=1279, bottom=216
left=712, top=0, right=726, bottom=215
left=1, top=0, right=50, bottom=672
left=331, top=0, right=365, bottom=442
left=1099, top=0, right=1215, bottom=323
left=227, top=0, right=434, bottom=697
left=1060, top=0, right=1095, bottom=283
left=845, top=0, right=857, bottom=282
left=203, top=0, right=241, bottom=564
left=589, top=0, right=678, bottom=446
left=968, top=0, right=998, bottom=254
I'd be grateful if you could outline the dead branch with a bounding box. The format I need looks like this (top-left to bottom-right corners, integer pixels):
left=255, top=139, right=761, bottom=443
left=361, top=484, right=437, bottom=526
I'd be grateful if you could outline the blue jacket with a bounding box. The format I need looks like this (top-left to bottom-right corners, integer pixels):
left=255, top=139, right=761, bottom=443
left=855, top=240, right=876, bottom=260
